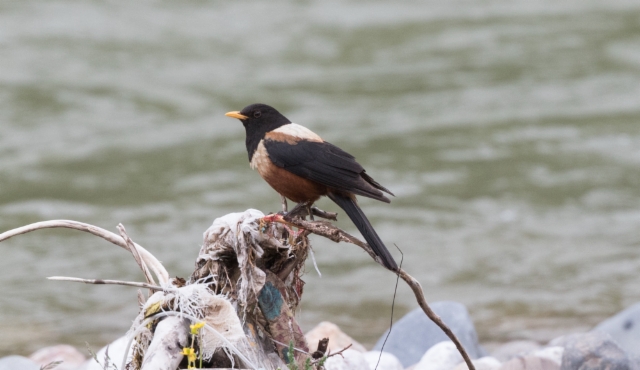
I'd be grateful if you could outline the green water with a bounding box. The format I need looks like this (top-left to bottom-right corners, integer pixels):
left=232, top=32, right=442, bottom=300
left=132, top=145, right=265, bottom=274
left=2, top=0, right=640, bottom=356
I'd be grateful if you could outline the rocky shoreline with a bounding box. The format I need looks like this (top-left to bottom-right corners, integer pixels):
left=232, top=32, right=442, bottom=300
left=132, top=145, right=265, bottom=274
left=1, top=301, right=639, bottom=370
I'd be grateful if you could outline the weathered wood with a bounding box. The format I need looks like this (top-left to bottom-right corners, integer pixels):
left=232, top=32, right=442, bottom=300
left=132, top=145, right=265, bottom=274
left=140, top=317, right=189, bottom=370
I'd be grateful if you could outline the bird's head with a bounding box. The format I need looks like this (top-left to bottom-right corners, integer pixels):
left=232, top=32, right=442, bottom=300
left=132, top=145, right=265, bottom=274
left=225, top=103, right=291, bottom=133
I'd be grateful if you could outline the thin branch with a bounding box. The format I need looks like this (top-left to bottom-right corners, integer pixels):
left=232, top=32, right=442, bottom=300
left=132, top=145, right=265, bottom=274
left=48, top=276, right=166, bottom=291
left=327, top=343, right=352, bottom=358
left=117, top=223, right=156, bottom=287
left=311, top=207, right=338, bottom=221
left=0, top=220, right=170, bottom=285
left=262, top=214, right=476, bottom=370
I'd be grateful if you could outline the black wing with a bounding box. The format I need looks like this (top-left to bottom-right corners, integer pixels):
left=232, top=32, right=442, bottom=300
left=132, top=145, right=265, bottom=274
left=263, top=139, right=393, bottom=202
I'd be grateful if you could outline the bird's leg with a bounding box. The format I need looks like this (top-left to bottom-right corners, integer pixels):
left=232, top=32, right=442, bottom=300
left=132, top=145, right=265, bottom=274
left=307, top=203, right=314, bottom=221
left=280, top=195, right=288, bottom=213
left=287, top=202, right=310, bottom=219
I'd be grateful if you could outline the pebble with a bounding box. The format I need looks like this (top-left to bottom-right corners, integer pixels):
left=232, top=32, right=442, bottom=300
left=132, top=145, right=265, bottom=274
left=373, top=301, right=485, bottom=367
left=551, top=332, right=632, bottom=370
left=363, top=351, right=403, bottom=370
left=592, top=302, right=640, bottom=358
left=0, top=355, right=40, bottom=370
left=414, top=341, right=463, bottom=370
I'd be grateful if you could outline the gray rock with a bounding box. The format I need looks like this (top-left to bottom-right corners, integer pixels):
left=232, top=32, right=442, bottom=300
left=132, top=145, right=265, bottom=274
left=0, top=355, right=40, bottom=370
left=552, top=332, right=632, bottom=370
left=373, top=302, right=484, bottom=367
left=593, top=302, right=640, bottom=357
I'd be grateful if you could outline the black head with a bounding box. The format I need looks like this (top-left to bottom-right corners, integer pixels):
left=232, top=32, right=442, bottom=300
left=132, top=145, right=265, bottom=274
left=225, top=103, right=291, bottom=160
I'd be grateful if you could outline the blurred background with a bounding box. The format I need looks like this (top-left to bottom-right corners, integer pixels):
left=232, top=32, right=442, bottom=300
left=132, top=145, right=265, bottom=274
left=2, top=0, right=640, bottom=357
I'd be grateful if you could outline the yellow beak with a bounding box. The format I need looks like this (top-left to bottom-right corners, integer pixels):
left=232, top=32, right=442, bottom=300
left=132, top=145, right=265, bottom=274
left=225, top=111, right=248, bottom=120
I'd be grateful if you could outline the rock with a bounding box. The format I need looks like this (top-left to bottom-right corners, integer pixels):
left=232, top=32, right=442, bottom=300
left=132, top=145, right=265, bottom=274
left=593, top=302, right=640, bottom=357
left=29, top=345, right=86, bottom=370
left=500, top=356, right=559, bottom=370
left=324, top=349, right=370, bottom=370
left=491, top=341, right=542, bottom=362
left=305, top=321, right=367, bottom=353
left=453, top=356, right=501, bottom=370
left=0, top=355, right=40, bottom=370
left=414, top=341, right=463, bottom=370
left=551, top=332, right=632, bottom=370
left=532, top=347, right=563, bottom=366
left=363, top=351, right=403, bottom=370
left=373, top=302, right=484, bottom=367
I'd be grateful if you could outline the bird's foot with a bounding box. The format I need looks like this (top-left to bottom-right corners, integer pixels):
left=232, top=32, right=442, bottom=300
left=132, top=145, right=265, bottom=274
left=284, top=201, right=310, bottom=220
left=283, top=202, right=338, bottom=222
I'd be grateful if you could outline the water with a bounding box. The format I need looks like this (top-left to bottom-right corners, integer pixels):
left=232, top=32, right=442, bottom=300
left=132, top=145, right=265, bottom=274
left=2, top=0, right=640, bottom=356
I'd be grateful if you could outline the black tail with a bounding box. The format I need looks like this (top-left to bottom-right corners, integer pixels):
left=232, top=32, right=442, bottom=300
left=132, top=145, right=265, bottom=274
left=328, top=192, right=398, bottom=271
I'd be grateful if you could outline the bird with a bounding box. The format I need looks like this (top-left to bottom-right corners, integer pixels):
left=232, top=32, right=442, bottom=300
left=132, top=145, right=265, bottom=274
left=225, top=103, right=398, bottom=271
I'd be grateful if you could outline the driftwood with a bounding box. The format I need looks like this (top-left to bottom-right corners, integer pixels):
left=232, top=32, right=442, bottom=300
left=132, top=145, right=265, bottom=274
left=0, top=210, right=476, bottom=370
left=140, top=316, right=189, bottom=370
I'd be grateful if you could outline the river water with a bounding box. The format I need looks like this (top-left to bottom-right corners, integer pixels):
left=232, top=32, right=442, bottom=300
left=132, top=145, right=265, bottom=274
left=2, top=0, right=640, bottom=356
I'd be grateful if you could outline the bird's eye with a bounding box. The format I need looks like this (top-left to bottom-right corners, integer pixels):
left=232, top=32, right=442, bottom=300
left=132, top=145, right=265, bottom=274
left=254, top=111, right=262, bottom=118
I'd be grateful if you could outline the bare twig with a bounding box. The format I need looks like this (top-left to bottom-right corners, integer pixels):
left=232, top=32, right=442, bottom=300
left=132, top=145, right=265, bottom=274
left=117, top=223, right=156, bottom=288
left=310, top=207, right=338, bottom=221
left=262, top=214, right=476, bottom=370
left=0, top=220, right=170, bottom=285
left=48, top=276, right=166, bottom=291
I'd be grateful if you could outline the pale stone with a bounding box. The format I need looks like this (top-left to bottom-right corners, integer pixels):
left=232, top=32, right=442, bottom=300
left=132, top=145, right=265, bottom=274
left=453, top=356, right=501, bottom=370
left=491, top=341, right=541, bottom=362
left=532, top=347, right=563, bottom=366
left=324, top=349, right=370, bottom=370
left=0, top=355, right=40, bottom=370
left=415, top=341, right=463, bottom=370
left=364, top=351, right=403, bottom=370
